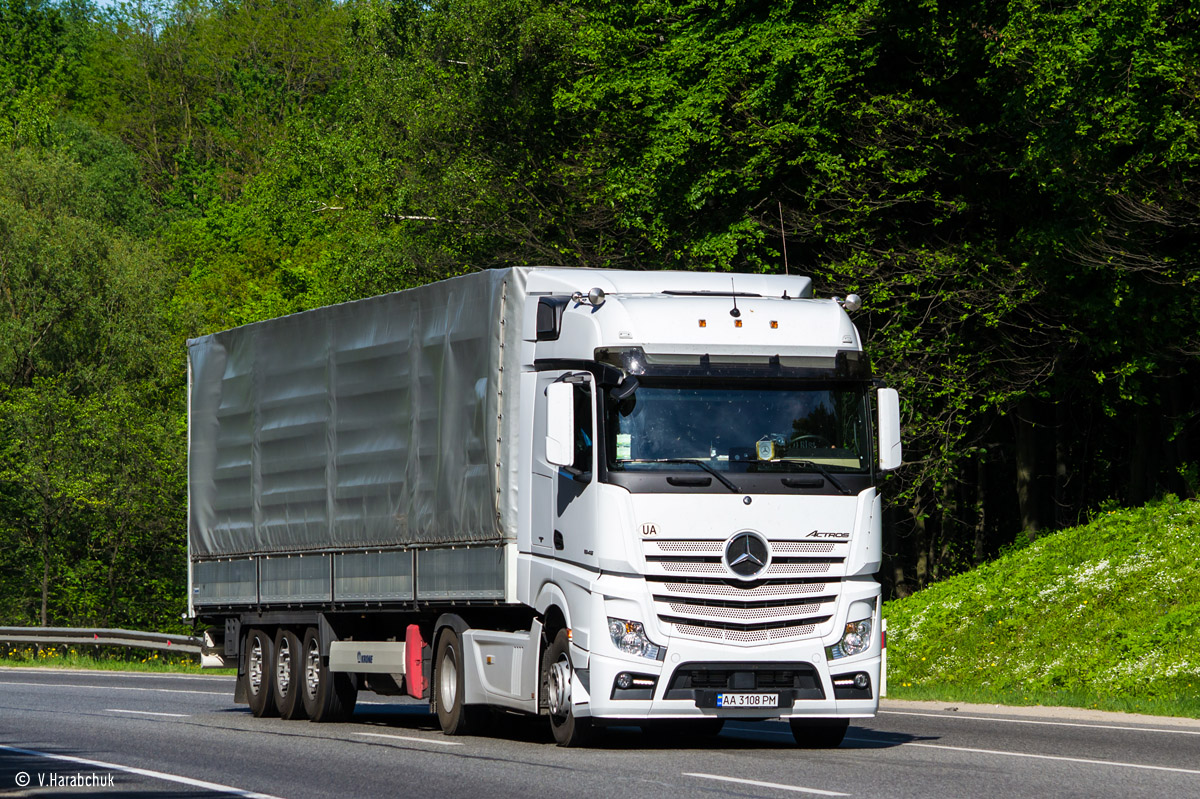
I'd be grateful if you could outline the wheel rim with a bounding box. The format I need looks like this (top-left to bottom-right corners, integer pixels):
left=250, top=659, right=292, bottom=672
left=304, top=637, right=321, bottom=700
left=276, top=636, right=292, bottom=696
left=547, top=654, right=571, bottom=717
left=439, top=645, right=458, bottom=713
left=248, top=637, right=264, bottom=697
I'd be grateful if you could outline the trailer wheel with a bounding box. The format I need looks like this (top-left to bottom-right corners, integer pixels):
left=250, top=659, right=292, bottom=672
left=245, top=628, right=278, bottom=718
left=273, top=629, right=307, bottom=720
left=300, top=627, right=356, bottom=722
left=789, top=717, right=849, bottom=748
left=434, top=628, right=490, bottom=736
left=543, top=629, right=594, bottom=747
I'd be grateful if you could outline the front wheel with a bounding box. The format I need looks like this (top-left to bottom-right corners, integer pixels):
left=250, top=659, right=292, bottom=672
left=543, top=629, right=594, bottom=747
left=434, top=628, right=490, bottom=736
left=789, top=717, right=849, bottom=748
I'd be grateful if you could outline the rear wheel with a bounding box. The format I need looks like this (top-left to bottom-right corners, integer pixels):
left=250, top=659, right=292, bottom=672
left=789, top=717, right=849, bottom=748
left=434, top=628, right=490, bottom=736
left=300, top=627, right=357, bottom=722
left=543, top=629, right=594, bottom=747
left=245, top=628, right=278, bottom=718
left=273, top=629, right=307, bottom=720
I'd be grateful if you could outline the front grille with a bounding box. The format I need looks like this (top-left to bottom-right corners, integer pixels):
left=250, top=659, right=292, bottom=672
left=671, top=621, right=822, bottom=643
left=644, top=537, right=848, bottom=643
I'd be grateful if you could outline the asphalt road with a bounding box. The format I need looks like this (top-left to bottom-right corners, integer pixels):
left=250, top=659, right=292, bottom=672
left=1, top=667, right=1198, bottom=799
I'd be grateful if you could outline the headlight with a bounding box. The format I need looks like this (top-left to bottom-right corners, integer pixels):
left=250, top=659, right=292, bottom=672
left=607, top=617, right=664, bottom=660
left=827, top=618, right=872, bottom=660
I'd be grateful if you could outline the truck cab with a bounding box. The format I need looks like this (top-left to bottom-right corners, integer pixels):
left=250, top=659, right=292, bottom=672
left=516, top=269, right=901, bottom=745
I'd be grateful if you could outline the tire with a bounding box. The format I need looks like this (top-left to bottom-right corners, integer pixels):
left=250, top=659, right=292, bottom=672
left=789, top=717, right=849, bottom=748
left=273, top=629, right=307, bottom=720
left=245, top=628, right=278, bottom=718
left=300, top=627, right=357, bottom=723
left=434, top=628, right=490, bottom=736
left=543, top=628, right=594, bottom=747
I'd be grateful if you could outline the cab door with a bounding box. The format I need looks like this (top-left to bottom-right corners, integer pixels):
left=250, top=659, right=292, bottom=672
left=531, top=371, right=599, bottom=567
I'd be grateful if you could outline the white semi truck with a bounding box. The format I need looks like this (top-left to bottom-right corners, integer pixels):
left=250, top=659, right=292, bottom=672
left=187, top=267, right=901, bottom=746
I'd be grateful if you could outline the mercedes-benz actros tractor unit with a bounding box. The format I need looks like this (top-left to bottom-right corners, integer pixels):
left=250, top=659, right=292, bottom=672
left=187, top=267, right=902, bottom=746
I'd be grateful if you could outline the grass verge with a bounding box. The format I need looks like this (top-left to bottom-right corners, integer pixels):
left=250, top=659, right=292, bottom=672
left=0, top=646, right=234, bottom=675
left=883, top=496, right=1200, bottom=719
left=884, top=682, right=1200, bottom=719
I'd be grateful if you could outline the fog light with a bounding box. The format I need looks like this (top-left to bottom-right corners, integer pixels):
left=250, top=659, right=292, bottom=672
left=853, top=673, right=868, bottom=689
left=616, top=672, right=633, bottom=689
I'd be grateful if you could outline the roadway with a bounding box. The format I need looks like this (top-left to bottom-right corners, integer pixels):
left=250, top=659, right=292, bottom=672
left=1, top=668, right=1198, bottom=798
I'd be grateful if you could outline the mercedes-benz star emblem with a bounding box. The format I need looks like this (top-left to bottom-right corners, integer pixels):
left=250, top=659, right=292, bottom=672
left=724, top=532, right=770, bottom=579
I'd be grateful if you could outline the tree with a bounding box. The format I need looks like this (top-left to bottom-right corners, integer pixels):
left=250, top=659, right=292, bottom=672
left=0, top=135, right=184, bottom=628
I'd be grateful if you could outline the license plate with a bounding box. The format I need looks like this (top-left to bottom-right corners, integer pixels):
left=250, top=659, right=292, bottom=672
left=716, top=692, right=779, bottom=708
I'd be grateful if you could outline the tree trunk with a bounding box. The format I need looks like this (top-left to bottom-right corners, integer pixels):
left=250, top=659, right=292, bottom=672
left=1054, top=400, right=1071, bottom=528
left=1128, top=406, right=1155, bottom=505
left=1014, top=396, right=1043, bottom=535
left=973, top=452, right=987, bottom=564
left=40, top=530, right=50, bottom=627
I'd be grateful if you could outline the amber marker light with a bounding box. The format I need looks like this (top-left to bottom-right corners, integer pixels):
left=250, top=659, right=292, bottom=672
left=770, top=320, right=779, bottom=329
left=734, top=319, right=743, bottom=328
left=699, top=319, right=707, bottom=327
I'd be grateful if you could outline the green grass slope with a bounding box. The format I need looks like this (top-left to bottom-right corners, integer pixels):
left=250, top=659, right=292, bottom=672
left=883, top=496, right=1200, bottom=717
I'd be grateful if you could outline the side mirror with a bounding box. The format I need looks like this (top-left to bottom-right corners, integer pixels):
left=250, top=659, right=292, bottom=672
left=877, top=387, right=902, bottom=471
left=545, top=381, right=575, bottom=467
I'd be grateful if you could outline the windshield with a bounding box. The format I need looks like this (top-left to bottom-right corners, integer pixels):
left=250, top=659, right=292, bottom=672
left=605, top=382, right=871, bottom=474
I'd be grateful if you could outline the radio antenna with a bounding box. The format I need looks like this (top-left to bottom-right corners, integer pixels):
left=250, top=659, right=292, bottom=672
left=778, top=201, right=789, bottom=275
left=730, top=277, right=740, bottom=318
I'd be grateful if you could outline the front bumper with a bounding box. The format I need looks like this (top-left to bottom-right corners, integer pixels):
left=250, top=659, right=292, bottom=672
left=578, top=638, right=880, bottom=721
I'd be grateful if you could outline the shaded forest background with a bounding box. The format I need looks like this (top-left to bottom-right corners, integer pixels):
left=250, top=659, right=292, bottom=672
left=1, top=0, right=1197, bottom=632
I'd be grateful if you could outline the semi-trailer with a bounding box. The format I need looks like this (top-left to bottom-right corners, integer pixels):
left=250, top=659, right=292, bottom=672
left=187, top=267, right=901, bottom=746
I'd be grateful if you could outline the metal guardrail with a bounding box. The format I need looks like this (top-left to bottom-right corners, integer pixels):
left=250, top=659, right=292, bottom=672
left=0, top=627, right=202, bottom=655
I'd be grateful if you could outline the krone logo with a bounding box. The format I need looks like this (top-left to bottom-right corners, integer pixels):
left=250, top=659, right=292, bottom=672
left=723, top=532, right=771, bottom=579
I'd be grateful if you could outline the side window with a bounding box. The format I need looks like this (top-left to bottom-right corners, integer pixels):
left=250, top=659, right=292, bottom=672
left=572, top=381, right=593, bottom=475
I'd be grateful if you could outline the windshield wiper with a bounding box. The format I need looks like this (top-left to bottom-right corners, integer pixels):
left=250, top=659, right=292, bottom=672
left=791, top=460, right=851, bottom=495
left=623, top=458, right=741, bottom=493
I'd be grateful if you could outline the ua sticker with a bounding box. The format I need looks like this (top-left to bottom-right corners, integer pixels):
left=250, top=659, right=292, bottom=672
left=641, top=523, right=658, bottom=536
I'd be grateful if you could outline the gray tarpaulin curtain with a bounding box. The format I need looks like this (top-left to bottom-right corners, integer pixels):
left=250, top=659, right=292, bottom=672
left=188, top=268, right=529, bottom=558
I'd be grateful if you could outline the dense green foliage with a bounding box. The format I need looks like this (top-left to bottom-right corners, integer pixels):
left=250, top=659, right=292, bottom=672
left=884, top=497, right=1200, bottom=716
left=0, top=0, right=1197, bottom=629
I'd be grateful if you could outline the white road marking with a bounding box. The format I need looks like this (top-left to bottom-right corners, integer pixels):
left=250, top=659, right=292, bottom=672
left=879, top=709, right=1200, bottom=736
left=842, top=736, right=1200, bottom=777
left=105, top=709, right=189, bottom=718
left=684, top=772, right=850, bottom=796
left=0, top=743, right=284, bottom=798
left=897, top=740, right=1200, bottom=777
left=0, top=680, right=225, bottom=696
left=733, top=725, right=1200, bottom=778
left=354, top=731, right=463, bottom=747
